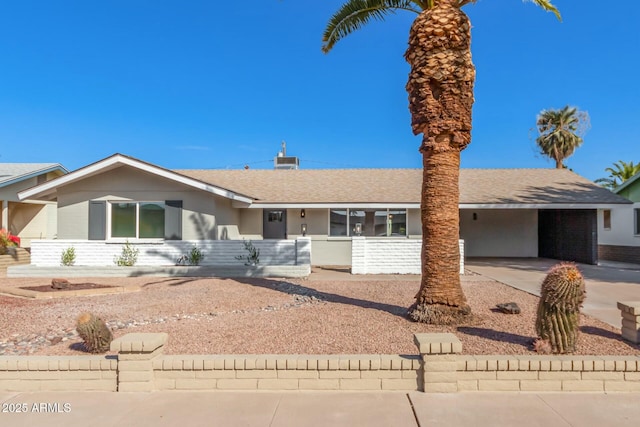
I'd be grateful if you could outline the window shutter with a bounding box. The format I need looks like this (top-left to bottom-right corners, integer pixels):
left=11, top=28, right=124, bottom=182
left=165, top=200, right=183, bottom=240
left=88, top=201, right=107, bottom=240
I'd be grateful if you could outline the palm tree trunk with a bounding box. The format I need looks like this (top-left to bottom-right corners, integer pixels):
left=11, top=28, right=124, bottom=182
left=409, top=140, right=470, bottom=324
left=406, top=0, right=473, bottom=324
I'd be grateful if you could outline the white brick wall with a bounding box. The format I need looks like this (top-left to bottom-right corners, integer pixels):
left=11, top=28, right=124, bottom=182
left=30, top=238, right=311, bottom=267
left=351, top=237, right=464, bottom=274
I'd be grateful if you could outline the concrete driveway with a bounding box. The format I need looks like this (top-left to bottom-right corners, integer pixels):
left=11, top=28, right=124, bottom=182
left=466, top=258, right=640, bottom=328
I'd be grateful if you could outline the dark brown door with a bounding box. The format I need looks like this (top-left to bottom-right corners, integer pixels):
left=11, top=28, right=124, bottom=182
left=538, top=209, right=597, bottom=265
left=263, top=210, right=287, bottom=239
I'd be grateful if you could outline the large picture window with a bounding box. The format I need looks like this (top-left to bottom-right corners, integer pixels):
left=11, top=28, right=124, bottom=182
left=635, top=209, right=640, bottom=235
left=110, top=202, right=165, bottom=239
left=330, top=208, right=407, bottom=237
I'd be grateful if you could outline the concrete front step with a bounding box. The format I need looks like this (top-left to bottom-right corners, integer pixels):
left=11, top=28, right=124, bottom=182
left=6, top=264, right=311, bottom=278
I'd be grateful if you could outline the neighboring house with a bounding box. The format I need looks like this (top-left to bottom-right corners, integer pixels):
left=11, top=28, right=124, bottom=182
left=0, top=163, right=68, bottom=247
left=17, top=153, right=630, bottom=270
left=598, top=170, right=640, bottom=264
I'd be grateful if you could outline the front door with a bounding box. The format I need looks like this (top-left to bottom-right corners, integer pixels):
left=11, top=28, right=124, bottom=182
left=263, top=209, right=287, bottom=239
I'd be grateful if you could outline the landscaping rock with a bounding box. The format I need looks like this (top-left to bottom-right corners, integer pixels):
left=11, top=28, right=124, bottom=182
left=51, top=278, right=71, bottom=289
left=496, top=302, right=521, bottom=314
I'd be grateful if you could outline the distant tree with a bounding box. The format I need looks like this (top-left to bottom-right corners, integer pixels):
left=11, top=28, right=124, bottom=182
left=595, top=161, right=640, bottom=190
left=535, top=106, right=590, bottom=169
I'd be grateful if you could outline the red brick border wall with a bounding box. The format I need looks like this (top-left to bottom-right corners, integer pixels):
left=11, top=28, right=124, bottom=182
left=598, top=245, right=640, bottom=264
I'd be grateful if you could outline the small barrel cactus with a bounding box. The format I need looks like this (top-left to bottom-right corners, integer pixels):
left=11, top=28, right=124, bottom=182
left=535, top=263, right=586, bottom=354
left=76, top=312, right=113, bottom=353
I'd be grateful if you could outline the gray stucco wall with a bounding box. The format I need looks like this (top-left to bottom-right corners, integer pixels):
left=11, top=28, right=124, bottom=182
left=286, top=208, right=328, bottom=238
left=460, top=208, right=538, bottom=257
left=239, top=209, right=262, bottom=238
left=55, top=165, right=239, bottom=240
left=278, top=208, right=348, bottom=265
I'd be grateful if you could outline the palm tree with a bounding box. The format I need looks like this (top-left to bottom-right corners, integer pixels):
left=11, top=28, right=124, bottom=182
left=595, top=161, right=640, bottom=190
left=323, top=0, right=561, bottom=324
left=535, top=105, right=589, bottom=169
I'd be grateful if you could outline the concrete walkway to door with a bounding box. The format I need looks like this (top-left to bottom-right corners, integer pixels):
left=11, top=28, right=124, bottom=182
left=466, top=258, right=640, bottom=328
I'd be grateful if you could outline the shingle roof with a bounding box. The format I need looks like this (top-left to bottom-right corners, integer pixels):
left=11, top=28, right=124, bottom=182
left=0, top=163, right=67, bottom=188
left=176, top=168, right=630, bottom=205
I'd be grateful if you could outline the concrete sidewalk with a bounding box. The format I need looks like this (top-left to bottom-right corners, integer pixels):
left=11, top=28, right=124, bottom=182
left=2, top=390, right=640, bottom=427
left=466, top=258, right=640, bottom=328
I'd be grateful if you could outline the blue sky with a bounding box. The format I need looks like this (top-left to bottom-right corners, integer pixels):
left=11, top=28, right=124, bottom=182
left=0, top=1, right=638, bottom=182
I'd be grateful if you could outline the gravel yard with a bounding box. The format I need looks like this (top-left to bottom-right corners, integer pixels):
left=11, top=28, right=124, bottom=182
left=0, top=274, right=638, bottom=356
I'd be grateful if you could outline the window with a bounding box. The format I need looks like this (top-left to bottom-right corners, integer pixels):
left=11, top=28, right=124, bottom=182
left=603, top=209, right=611, bottom=230
left=635, top=209, right=640, bottom=235
left=330, top=209, right=407, bottom=237
left=388, top=210, right=407, bottom=236
left=329, top=210, right=348, bottom=236
left=110, top=202, right=165, bottom=239
left=267, top=211, right=284, bottom=222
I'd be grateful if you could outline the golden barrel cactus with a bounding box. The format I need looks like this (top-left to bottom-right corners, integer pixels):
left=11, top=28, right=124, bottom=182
left=76, top=312, right=113, bottom=353
left=535, top=263, right=586, bottom=354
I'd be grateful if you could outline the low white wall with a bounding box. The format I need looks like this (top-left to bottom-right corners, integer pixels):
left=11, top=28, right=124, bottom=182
left=351, top=237, right=464, bottom=274
left=30, top=238, right=311, bottom=267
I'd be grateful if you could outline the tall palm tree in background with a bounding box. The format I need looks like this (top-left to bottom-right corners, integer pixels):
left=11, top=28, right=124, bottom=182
left=535, top=105, right=590, bottom=169
left=595, top=160, right=640, bottom=190
left=323, top=0, right=561, bottom=324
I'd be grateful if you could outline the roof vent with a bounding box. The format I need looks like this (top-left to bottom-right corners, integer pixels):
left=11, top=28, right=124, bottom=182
left=274, top=141, right=299, bottom=170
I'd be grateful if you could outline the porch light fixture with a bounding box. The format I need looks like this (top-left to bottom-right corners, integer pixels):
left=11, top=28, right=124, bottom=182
left=301, top=223, right=307, bottom=236
left=300, top=209, right=306, bottom=218
left=354, top=223, right=362, bottom=236
left=473, top=212, right=478, bottom=221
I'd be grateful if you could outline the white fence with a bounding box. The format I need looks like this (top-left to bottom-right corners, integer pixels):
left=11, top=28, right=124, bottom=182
left=30, top=238, right=311, bottom=267
left=351, top=237, right=464, bottom=274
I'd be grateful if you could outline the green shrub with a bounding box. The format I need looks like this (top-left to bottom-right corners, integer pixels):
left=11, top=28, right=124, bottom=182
left=60, top=247, right=76, bottom=266
left=235, top=240, right=260, bottom=266
left=114, top=241, right=139, bottom=266
left=176, top=245, right=204, bottom=266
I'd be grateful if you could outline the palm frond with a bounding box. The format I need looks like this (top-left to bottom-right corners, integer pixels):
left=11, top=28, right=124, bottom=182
left=594, top=177, right=619, bottom=191
left=524, top=0, right=562, bottom=21
left=322, top=0, right=422, bottom=53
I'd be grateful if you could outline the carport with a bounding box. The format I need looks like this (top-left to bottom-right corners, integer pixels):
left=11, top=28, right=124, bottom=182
left=459, top=169, right=631, bottom=266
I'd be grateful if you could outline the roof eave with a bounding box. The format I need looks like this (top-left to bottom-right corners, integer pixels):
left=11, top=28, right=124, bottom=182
left=0, top=164, right=68, bottom=189
left=613, top=171, right=640, bottom=194
left=18, top=154, right=254, bottom=204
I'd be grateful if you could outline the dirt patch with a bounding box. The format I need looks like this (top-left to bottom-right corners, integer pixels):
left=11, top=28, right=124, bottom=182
left=21, top=283, right=115, bottom=293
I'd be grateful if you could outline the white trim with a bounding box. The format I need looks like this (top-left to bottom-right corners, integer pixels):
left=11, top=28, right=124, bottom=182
left=460, top=203, right=631, bottom=209
left=253, top=203, right=630, bottom=210
left=253, top=203, right=420, bottom=209
left=18, top=154, right=253, bottom=204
